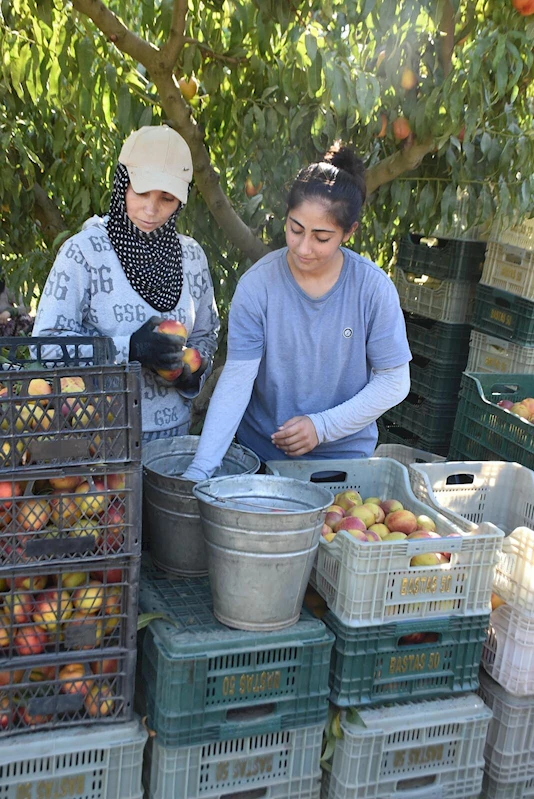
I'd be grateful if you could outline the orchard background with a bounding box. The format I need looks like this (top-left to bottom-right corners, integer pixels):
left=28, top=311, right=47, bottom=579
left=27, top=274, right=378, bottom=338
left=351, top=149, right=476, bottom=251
left=1, top=0, right=534, bottom=346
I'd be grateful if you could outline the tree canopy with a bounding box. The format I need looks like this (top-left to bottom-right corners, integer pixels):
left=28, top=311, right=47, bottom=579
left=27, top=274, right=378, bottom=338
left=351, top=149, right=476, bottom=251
left=2, top=0, right=534, bottom=328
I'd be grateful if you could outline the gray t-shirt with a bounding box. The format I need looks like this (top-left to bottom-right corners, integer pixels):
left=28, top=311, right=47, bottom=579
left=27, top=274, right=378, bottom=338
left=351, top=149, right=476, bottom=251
left=33, top=219, right=219, bottom=436
left=228, top=246, right=411, bottom=461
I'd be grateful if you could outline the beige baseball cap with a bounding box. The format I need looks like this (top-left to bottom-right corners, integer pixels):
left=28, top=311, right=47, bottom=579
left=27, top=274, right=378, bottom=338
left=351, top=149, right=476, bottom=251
left=119, top=125, right=193, bottom=204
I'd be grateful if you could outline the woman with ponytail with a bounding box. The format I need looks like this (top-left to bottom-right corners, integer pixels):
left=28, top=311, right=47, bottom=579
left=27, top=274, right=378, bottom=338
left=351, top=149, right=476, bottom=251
left=183, top=143, right=411, bottom=478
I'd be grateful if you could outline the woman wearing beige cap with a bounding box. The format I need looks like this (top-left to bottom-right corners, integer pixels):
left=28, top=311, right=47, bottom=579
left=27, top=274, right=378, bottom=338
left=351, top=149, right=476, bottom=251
left=33, top=125, right=219, bottom=441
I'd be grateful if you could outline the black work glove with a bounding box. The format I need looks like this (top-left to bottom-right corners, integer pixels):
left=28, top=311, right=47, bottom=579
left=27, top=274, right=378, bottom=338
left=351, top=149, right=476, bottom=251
left=173, top=356, right=210, bottom=393
left=129, top=316, right=185, bottom=371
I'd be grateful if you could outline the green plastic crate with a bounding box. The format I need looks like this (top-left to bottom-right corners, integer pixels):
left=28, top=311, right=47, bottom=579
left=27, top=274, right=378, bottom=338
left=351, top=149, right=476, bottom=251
left=409, top=354, right=465, bottom=403
left=404, top=314, right=472, bottom=364
left=473, top=283, right=534, bottom=345
left=449, top=372, right=534, bottom=469
left=377, top=417, right=450, bottom=456
left=384, top=392, right=459, bottom=439
left=137, top=557, right=334, bottom=747
left=397, top=234, right=486, bottom=282
left=325, top=611, right=489, bottom=707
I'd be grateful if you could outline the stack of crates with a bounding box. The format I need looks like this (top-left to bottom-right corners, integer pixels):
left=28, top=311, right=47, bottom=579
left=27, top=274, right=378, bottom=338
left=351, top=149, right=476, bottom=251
left=466, top=217, right=534, bottom=375
left=266, top=456, right=497, bottom=798
left=382, top=233, right=486, bottom=455
left=137, top=554, right=334, bottom=799
left=0, top=336, right=146, bottom=798
left=409, top=458, right=534, bottom=798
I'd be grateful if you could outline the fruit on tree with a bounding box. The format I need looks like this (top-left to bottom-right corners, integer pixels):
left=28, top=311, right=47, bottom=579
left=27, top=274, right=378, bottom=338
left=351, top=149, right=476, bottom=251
left=178, top=75, right=199, bottom=101
left=512, top=0, right=534, bottom=15
left=392, top=116, right=411, bottom=141
left=400, top=68, right=417, bottom=90
left=245, top=177, right=263, bottom=197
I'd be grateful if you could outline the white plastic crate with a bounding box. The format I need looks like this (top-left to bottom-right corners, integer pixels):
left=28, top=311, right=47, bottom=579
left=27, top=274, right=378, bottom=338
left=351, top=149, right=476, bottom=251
left=391, top=266, right=476, bottom=324
left=480, top=240, right=534, bottom=301
left=490, top=216, right=534, bottom=252
left=0, top=718, right=147, bottom=799
left=482, top=604, right=534, bottom=696
left=144, top=723, right=323, bottom=799
left=482, top=773, right=534, bottom=799
left=466, top=329, right=534, bottom=373
left=321, top=694, right=491, bottom=799
left=373, top=443, right=446, bottom=466
left=265, top=458, right=502, bottom=627
left=478, top=669, right=534, bottom=783
left=409, top=460, right=534, bottom=615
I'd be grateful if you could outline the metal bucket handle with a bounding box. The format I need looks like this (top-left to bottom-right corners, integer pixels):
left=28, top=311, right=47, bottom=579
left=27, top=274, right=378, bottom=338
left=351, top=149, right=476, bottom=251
left=194, top=485, right=287, bottom=513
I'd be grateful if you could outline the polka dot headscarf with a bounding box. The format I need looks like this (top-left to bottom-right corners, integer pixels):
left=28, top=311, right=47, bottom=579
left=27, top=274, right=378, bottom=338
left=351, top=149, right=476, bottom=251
left=106, top=163, right=184, bottom=312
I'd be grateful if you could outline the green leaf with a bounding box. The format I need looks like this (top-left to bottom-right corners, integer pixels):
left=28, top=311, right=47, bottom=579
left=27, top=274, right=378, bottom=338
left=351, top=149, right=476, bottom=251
left=76, top=37, right=94, bottom=90
left=137, top=612, right=175, bottom=630
left=117, top=84, right=132, bottom=133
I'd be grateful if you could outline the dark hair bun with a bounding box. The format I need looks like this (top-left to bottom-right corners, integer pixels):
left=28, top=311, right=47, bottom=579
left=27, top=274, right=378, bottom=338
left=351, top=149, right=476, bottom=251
left=324, top=142, right=366, bottom=182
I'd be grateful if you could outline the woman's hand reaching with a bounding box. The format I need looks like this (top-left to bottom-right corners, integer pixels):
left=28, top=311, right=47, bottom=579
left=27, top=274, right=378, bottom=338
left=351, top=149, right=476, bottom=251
left=271, top=416, right=319, bottom=457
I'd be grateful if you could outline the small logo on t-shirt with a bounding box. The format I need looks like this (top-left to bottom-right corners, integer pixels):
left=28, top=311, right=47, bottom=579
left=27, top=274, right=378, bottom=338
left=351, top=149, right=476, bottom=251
left=343, top=327, right=353, bottom=338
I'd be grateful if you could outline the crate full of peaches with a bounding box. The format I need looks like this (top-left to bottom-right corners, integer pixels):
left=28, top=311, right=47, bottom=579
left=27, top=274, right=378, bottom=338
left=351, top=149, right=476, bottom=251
left=0, top=363, right=141, bottom=472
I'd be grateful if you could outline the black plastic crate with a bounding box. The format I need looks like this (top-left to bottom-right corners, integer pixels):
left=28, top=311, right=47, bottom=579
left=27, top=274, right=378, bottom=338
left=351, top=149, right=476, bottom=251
left=0, top=464, right=141, bottom=569
left=137, top=556, right=334, bottom=747
left=404, top=314, right=472, bottom=365
left=473, top=284, right=534, bottom=346
left=0, top=648, right=136, bottom=736
left=377, top=417, right=450, bottom=457
left=397, top=234, right=486, bottom=282
left=0, top=336, right=115, bottom=368
left=0, top=337, right=141, bottom=471
left=449, top=372, right=534, bottom=469
left=0, top=555, right=139, bottom=661
left=326, top=611, right=489, bottom=707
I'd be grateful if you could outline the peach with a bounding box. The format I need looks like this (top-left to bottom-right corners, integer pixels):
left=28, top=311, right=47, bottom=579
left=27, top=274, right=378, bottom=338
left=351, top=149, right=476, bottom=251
left=59, top=663, right=93, bottom=697
left=365, top=503, right=385, bottom=524
left=383, top=532, right=408, bottom=541
left=32, top=590, right=73, bottom=632
left=60, top=571, right=87, bottom=590
left=0, top=480, right=23, bottom=508
left=380, top=499, right=404, bottom=514
left=182, top=347, right=202, bottom=372
left=72, top=580, right=104, bottom=614
left=13, top=574, right=47, bottom=592
left=107, top=473, right=126, bottom=493
left=19, top=707, right=52, bottom=726
left=90, top=567, right=123, bottom=584
left=30, top=406, right=55, bottom=431
left=322, top=531, right=336, bottom=543
left=334, top=490, right=362, bottom=512
left=71, top=404, right=99, bottom=428
left=28, top=665, right=56, bottom=682
left=157, top=319, right=187, bottom=338
left=3, top=592, right=33, bottom=624
left=416, top=514, right=437, bottom=533
left=0, top=617, right=10, bottom=648
left=497, top=399, right=514, bottom=410
left=365, top=530, right=381, bottom=542
left=511, top=403, right=530, bottom=420
left=345, top=504, right=376, bottom=529
left=321, top=523, right=334, bottom=537
left=324, top=505, right=345, bottom=528
left=27, top=378, right=52, bottom=401
left=16, top=497, right=50, bottom=531
left=90, top=658, right=118, bottom=676
left=0, top=668, right=24, bottom=687
left=407, top=530, right=441, bottom=540
left=410, top=553, right=441, bottom=567
left=84, top=682, right=114, bottom=717
left=363, top=496, right=381, bottom=506
left=60, top=376, right=86, bottom=394
left=491, top=593, right=506, bottom=611
left=49, top=475, right=82, bottom=492
left=14, top=624, right=48, bottom=656
left=0, top=694, right=12, bottom=729
left=75, top=481, right=107, bottom=517
left=333, top=515, right=367, bottom=535
left=385, top=509, right=418, bottom=534
left=368, top=523, right=390, bottom=540
left=50, top=491, right=81, bottom=527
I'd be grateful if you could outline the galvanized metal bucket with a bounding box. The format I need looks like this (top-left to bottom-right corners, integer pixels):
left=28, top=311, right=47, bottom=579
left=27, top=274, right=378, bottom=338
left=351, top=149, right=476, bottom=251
left=142, top=436, right=260, bottom=576
left=192, top=474, right=334, bottom=631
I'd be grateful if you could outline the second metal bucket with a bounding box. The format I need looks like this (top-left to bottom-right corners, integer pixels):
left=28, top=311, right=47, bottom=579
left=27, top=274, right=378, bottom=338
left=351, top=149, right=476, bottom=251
left=193, top=474, right=333, bottom=631
left=142, top=436, right=260, bottom=577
